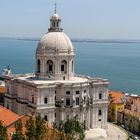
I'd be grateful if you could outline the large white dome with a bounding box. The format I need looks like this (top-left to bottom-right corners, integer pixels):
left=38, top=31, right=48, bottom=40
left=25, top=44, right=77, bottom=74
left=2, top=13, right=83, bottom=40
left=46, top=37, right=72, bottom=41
left=36, top=32, right=74, bottom=54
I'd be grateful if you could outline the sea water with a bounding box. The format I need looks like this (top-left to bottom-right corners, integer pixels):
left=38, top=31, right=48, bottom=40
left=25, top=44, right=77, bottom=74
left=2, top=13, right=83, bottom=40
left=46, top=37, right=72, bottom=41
left=0, top=38, right=140, bottom=95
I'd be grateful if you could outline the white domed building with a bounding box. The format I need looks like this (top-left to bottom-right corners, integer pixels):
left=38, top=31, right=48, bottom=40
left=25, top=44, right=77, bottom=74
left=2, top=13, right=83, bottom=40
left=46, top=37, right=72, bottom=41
left=4, top=11, right=109, bottom=129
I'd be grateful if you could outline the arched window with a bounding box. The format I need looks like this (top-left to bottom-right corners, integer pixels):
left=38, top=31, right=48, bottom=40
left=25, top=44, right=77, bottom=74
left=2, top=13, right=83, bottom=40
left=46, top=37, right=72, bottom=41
left=72, top=60, right=73, bottom=72
left=47, top=60, right=53, bottom=73
left=61, top=60, right=67, bottom=73
left=37, top=59, right=40, bottom=73
left=57, top=22, right=59, bottom=27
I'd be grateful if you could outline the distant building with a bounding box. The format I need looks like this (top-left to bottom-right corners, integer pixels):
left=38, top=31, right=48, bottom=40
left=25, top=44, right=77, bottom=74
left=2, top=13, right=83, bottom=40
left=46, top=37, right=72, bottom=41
left=117, top=93, right=140, bottom=135
left=124, top=93, right=140, bottom=113
left=108, top=90, right=124, bottom=122
left=4, top=10, right=109, bottom=130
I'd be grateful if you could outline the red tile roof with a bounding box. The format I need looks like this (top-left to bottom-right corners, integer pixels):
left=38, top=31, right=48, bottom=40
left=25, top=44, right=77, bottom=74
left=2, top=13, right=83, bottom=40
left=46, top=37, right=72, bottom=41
left=0, top=106, right=20, bottom=126
left=108, top=90, right=124, bottom=104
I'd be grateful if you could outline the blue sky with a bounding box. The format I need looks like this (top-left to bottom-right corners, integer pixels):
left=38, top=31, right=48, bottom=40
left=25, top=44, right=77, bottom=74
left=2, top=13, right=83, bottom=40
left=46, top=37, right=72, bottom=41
left=0, top=0, right=140, bottom=39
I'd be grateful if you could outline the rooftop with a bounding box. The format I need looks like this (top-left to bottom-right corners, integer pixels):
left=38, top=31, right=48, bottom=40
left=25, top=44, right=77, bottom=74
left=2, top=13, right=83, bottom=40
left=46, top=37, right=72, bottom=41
left=0, top=105, right=20, bottom=126
left=5, top=73, right=108, bottom=86
left=108, top=90, right=124, bottom=104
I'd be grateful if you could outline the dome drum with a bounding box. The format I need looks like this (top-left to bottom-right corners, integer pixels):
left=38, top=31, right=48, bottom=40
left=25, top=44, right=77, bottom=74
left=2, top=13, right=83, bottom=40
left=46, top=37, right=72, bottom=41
left=36, top=12, right=75, bottom=80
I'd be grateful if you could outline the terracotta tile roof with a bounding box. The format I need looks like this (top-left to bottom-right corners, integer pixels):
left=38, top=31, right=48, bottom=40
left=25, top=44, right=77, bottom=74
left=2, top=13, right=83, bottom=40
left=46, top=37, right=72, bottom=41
left=7, top=115, right=55, bottom=140
left=0, top=105, right=20, bottom=126
left=0, top=86, right=5, bottom=94
left=108, top=90, right=124, bottom=104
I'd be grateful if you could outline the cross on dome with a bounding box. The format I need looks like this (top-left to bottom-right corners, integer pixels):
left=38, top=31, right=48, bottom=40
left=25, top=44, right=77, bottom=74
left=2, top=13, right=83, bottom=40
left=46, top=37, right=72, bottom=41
left=55, top=2, right=57, bottom=14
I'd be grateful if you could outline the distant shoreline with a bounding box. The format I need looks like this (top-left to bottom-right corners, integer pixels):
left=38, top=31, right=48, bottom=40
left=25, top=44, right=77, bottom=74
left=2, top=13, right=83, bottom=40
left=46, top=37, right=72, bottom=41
left=0, top=37, right=140, bottom=44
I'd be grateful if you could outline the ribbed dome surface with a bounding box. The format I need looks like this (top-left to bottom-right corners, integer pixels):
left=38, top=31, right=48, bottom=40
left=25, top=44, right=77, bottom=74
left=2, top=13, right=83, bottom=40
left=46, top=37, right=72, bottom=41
left=36, top=32, right=74, bottom=54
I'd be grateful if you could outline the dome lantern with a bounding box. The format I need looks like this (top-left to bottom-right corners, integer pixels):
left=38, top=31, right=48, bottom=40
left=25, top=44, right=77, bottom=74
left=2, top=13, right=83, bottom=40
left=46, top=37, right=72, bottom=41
left=48, top=3, right=63, bottom=32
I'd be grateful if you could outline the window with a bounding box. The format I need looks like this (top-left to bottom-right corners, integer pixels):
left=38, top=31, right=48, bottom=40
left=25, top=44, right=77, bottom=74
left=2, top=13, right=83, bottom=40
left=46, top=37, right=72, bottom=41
left=37, top=59, right=40, bottom=73
left=49, top=65, right=52, bottom=71
left=76, top=97, right=79, bottom=105
left=32, top=95, right=34, bottom=103
left=45, top=115, right=48, bottom=121
left=47, top=60, right=53, bottom=72
left=7, top=87, right=9, bottom=94
left=84, top=90, right=86, bottom=93
left=99, top=119, right=101, bottom=121
left=61, top=65, right=64, bottom=71
left=99, top=93, right=102, bottom=99
left=7, top=103, right=9, bottom=109
left=44, top=98, right=48, bottom=104
left=66, top=98, right=70, bottom=106
left=66, top=91, right=70, bottom=95
left=76, top=91, right=79, bottom=94
left=57, top=22, right=59, bottom=27
left=61, top=60, right=67, bottom=73
left=99, top=109, right=102, bottom=115
left=72, top=61, right=73, bottom=72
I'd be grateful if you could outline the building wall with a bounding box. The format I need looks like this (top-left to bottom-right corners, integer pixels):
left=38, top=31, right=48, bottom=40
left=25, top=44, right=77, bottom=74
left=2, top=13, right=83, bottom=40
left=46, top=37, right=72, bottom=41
left=4, top=77, right=108, bottom=129
left=124, top=113, right=140, bottom=135
left=108, top=102, right=124, bottom=122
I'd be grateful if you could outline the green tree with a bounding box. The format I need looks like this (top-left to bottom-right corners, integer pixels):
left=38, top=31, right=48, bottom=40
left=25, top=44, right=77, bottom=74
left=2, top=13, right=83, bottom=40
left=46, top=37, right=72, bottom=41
left=12, top=119, right=25, bottom=140
left=0, top=120, right=8, bottom=140
left=35, top=115, right=47, bottom=140
left=25, top=116, right=36, bottom=140
left=53, top=117, right=85, bottom=140
left=25, top=115, right=47, bottom=140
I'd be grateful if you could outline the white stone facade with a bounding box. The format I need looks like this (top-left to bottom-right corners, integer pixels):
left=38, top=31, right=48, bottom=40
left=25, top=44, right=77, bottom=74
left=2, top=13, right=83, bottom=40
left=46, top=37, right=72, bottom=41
left=4, top=11, right=109, bottom=130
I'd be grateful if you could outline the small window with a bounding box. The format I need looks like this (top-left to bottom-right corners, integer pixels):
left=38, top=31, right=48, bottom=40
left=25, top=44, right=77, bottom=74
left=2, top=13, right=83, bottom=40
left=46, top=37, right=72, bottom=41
left=72, top=61, right=73, bottom=72
left=63, top=76, right=65, bottom=80
left=99, top=93, right=102, bottom=99
left=7, top=87, right=9, bottom=94
left=47, top=60, right=53, bottom=72
left=76, top=91, right=80, bottom=94
left=66, top=98, right=70, bottom=106
left=99, top=119, right=101, bottom=121
left=57, top=22, right=59, bottom=27
left=45, top=115, right=48, bottom=121
left=7, top=103, right=9, bottom=109
left=55, top=113, right=56, bottom=118
left=44, top=98, right=48, bottom=104
left=66, top=91, right=70, bottom=95
left=37, top=59, right=40, bottom=73
left=99, top=109, right=102, bottom=115
left=32, top=95, right=34, bottom=103
left=84, top=90, right=86, bottom=93
left=76, top=98, right=79, bottom=105
left=61, top=65, right=65, bottom=71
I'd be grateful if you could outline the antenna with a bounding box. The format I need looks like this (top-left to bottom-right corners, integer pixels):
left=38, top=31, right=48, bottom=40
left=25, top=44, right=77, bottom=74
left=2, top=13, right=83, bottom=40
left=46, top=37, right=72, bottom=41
left=55, top=2, right=57, bottom=14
